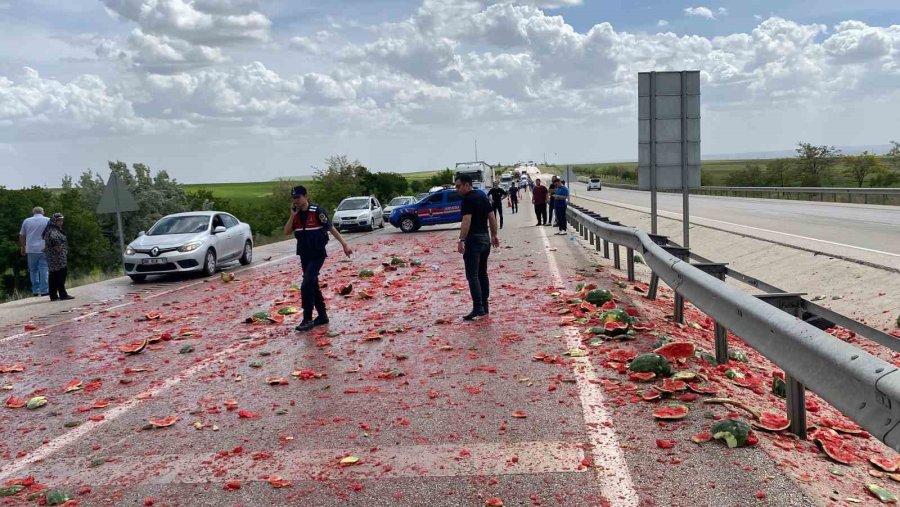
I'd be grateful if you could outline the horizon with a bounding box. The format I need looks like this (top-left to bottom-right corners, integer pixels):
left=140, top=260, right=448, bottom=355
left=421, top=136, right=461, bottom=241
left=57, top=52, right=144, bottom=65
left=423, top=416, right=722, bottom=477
left=2, top=1, right=899, bottom=188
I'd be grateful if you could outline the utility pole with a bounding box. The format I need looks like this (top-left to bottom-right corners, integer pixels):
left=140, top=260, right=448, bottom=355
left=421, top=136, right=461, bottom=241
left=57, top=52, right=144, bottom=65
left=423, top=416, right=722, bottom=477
left=474, top=138, right=478, bottom=161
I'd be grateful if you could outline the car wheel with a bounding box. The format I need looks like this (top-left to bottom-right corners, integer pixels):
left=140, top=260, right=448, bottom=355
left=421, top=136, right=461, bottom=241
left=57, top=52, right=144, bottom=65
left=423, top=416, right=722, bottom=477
left=379, top=216, right=385, bottom=229
left=202, top=249, right=217, bottom=277
left=368, top=219, right=376, bottom=232
left=129, top=274, right=147, bottom=283
left=399, top=216, right=418, bottom=233
left=239, top=240, right=252, bottom=265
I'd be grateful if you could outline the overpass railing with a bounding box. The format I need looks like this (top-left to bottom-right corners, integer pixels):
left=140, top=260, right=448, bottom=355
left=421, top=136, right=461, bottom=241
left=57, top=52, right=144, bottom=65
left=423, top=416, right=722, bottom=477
left=589, top=182, right=900, bottom=205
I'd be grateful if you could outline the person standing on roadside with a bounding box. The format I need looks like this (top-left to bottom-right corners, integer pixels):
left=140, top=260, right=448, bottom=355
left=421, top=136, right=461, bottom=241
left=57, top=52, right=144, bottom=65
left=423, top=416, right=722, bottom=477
left=487, top=181, right=508, bottom=229
left=553, top=180, right=570, bottom=235
left=546, top=177, right=559, bottom=227
left=532, top=178, right=548, bottom=226
left=456, top=174, right=500, bottom=321
left=42, top=213, right=73, bottom=301
left=283, top=185, right=353, bottom=332
left=508, top=181, right=519, bottom=214
left=19, top=207, right=50, bottom=297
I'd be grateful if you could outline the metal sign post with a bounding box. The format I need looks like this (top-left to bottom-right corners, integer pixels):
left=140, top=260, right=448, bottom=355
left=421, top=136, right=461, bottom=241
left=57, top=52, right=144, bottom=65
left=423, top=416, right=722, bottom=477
left=96, top=172, right=139, bottom=274
left=638, top=70, right=701, bottom=244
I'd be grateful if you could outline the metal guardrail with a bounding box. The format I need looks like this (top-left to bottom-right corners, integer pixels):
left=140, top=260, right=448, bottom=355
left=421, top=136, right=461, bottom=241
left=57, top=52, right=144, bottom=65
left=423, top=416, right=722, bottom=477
left=566, top=204, right=900, bottom=451
left=588, top=182, right=900, bottom=205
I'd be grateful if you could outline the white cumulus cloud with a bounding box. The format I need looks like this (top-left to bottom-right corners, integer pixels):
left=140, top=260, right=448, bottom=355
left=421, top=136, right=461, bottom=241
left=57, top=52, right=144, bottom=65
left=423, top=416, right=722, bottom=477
left=684, top=7, right=716, bottom=20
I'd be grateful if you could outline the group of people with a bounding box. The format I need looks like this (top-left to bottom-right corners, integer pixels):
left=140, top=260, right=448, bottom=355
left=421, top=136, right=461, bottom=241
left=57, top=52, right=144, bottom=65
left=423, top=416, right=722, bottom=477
left=287, top=173, right=570, bottom=331
left=530, top=176, right=569, bottom=235
left=19, top=207, right=73, bottom=301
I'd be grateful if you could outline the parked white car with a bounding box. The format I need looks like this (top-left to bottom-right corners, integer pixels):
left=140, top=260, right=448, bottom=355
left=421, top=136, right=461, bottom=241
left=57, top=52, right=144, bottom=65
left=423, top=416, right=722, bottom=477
left=333, top=196, right=384, bottom=232
left=124, top=211, right=252, bottom=282
left=587, top=178, right=602, bottom=191
left=383, top=195, right=418, bottom=222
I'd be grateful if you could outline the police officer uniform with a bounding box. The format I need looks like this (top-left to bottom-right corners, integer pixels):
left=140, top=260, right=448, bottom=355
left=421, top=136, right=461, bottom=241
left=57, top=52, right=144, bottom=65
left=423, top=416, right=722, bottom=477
left=292, top=198, right=332, bottom=327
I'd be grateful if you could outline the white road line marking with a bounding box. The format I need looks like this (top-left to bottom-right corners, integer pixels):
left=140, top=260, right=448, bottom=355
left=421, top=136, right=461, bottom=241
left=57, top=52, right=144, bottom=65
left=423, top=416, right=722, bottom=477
left=20, top=441, right=586, bottom=485
left=575, top=194, right=900, bottom=258
left=0, top=253, right=296, bottom=344
left=539, top=226, right=640, bottom=507
left=0, top=336, right=262, bottom=481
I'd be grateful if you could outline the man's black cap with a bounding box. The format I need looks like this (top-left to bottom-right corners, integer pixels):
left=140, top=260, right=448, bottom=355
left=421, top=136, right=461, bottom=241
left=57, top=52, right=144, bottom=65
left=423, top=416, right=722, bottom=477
left=291, top=185, right=307, bottom=197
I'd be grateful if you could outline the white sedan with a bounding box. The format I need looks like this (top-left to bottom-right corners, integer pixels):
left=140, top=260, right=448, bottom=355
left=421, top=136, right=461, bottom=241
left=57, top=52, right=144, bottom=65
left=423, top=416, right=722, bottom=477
left=124, top=211, right=253, bottom=282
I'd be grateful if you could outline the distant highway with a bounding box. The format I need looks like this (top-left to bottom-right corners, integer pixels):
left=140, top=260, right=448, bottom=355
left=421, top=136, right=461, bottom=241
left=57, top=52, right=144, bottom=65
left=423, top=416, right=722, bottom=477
left=569, top=182, right=900, bottom=264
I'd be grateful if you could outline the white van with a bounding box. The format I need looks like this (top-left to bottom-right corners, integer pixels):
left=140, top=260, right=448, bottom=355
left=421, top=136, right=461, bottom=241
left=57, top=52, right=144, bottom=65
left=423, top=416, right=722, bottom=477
left=587, top=178, right=602, bottom=191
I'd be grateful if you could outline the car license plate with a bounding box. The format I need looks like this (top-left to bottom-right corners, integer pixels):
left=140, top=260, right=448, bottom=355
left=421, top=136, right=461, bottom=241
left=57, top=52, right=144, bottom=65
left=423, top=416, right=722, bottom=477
left=141, top=258, right=167, bottom=265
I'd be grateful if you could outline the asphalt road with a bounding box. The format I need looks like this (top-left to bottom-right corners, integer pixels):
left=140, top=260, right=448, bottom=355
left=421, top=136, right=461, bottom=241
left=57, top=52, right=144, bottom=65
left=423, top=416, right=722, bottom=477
left=569, top=182, right=900, bottom=265
left=3, top=207, right=891, bottom=506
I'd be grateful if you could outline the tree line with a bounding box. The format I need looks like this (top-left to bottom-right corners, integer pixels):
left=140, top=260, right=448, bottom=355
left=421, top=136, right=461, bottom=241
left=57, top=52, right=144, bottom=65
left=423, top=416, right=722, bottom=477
left=1, top=156, right=456, bottom=300
left=724, top=141, right=900, bottom=188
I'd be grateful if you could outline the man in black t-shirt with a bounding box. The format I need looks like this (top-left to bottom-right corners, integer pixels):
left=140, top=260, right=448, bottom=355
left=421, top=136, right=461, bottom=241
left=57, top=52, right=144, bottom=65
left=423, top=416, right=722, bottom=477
left=456, top=174, right=500, bottom=321
left=487, top=181, right=508, bottom=229
left=508, top=182, right=519, bottom=214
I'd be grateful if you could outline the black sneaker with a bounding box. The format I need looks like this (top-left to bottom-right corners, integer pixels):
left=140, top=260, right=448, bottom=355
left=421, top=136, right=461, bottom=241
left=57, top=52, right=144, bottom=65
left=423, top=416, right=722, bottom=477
left=312, top=315, right=329, bottom=327
left=295, top=320, right=315, bottom=332
left=462, top=310, right=487, bottom=321
left=59, top=295, right=75, bottom=300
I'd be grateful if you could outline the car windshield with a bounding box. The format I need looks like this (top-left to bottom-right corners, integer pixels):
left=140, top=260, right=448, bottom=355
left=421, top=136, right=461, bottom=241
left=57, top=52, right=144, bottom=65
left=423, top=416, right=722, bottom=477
left=148, top=215, right=209, bottom=236
left=337, top=198, right=370, bottom=211
left=389, top=197, right=411, bottom=206
left=590, top=179, right=600, bottom=182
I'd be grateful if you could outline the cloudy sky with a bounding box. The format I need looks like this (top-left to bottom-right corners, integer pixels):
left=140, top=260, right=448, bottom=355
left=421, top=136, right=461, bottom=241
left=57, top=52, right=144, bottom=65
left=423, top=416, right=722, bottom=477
left=1, top=0, right=899, bottom=187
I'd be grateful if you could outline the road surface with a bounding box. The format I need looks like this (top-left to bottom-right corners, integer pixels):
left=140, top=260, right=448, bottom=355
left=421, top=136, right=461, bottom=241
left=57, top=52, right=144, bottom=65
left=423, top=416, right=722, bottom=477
left=569, top=182, right=900, bottom=268
left=0, top=207, right=892, bottom=506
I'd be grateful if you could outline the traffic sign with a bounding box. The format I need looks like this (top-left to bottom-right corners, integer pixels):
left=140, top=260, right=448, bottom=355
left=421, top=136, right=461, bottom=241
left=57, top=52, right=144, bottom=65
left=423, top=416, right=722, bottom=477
left=96, top=172, right=139, bottom=275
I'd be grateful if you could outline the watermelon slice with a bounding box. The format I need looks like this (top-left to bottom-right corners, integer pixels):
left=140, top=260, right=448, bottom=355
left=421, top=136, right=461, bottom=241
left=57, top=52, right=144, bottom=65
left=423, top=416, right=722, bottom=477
left=63, top=379, right=83, bottom=393
left=628, top=372, right=656, bottom=382
left=606, top=349, right=636, bottom=362
left=339, top=283, right=353, bottom=296
left=5, top=396, right=26, bottom=408
left=819, top=440, right=857, bottom=465
left=653, top=341, right=695, bottom=361
left=144, top=311, right=162, bottom=320
left=753, top=412, right=791, bottom=432
left=871, top=455, right=899, bottom=473
left=119, top=339, right=148, bottom=355
left=691, top=432, right=713, bottom=443
left=653, top=405, right=689, bottom=420
left=604, top=321, right=629, bottom=336
left=821, top=417, right=864, bottom=435
left=600, top=301, right=618, bottom=311
left=687, top=383, right=718, bottom=395
left=148, top=416, right=178, bottom=428
left=642, top=391, right=661, bottom=401
left=631, top=322, right=655, bottom=331
left=0, top=363, right=24, bottom=373
left=672, top=371, right=698, bottom=381
left=656, top=378, right=687, bottom=393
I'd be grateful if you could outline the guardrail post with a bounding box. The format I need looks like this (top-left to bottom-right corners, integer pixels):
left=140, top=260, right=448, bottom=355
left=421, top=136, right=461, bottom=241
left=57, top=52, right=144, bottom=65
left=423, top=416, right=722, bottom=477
left=755, top=293, right=808, bottom=439
left=609, top=221, right=622, bottom=270
left=645, top=234, right=669, bottom=300
left=589, top=230, right=595, bottom=246
left=662, top=246, right=690, bottom=323
left=626, top=248, right=635, bottom=281
left=693, top=263, right=730, bottom=363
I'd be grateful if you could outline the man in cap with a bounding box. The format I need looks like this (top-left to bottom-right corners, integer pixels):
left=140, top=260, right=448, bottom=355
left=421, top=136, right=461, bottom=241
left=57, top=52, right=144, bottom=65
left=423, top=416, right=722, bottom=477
left=283, top=185, right=353, bottom=332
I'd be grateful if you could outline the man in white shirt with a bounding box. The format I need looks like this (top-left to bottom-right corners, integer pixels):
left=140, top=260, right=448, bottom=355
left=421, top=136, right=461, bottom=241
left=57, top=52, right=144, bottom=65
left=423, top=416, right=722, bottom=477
left=19, top=207, right=50, bottom=296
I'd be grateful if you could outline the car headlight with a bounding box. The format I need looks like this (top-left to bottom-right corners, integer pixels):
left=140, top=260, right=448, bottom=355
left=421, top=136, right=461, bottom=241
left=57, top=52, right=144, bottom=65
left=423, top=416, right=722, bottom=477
left=125, top=246, right=135, bottom=255
left=178, top=241, right=203, bottom=253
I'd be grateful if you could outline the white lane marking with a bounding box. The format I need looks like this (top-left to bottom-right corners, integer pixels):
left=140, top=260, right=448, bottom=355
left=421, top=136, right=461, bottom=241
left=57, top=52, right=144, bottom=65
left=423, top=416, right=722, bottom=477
left=0, top=253, right=296, bottom=344
left=24, top=441, right=586, bottom=485
left=539, top=226, right=640, bottom=507
left=575, top=194, right=900, bottom=259
left=0, top=336, right=262, bottom=481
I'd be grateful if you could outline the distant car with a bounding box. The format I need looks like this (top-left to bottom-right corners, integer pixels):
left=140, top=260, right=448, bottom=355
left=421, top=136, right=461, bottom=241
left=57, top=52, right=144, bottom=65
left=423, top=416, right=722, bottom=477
left=389, top=188, right=486, bottom=233
left=333, top=196, right=384, bottom=232
left=429, top=185, right=446, bottom=193
left=587, top=178, right=602, bottom=191
left=383, top=196, right=418, bottom=221
left=124, top=211, right=252, bottom=282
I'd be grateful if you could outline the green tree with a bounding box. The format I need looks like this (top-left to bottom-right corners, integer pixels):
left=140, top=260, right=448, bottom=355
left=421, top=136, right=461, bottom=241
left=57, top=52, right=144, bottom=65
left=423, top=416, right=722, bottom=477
left=0, top=186, right=54, bottom=298
left=794, top=142, right=841, bottom=186
left=362, top=172, right=409, bottom=204
left=50, top=188, right=115, bottom=277
left=886, top=141, right=900, bottom=170
left=725, top=164, right=765, bottom=187
left=310, top=155, right=370, bottom=212
left=425, top=168, right=456, bottom=188
left=764, top=159, right=793, bottom=187
left=844, top=151, right=880, bottom=187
